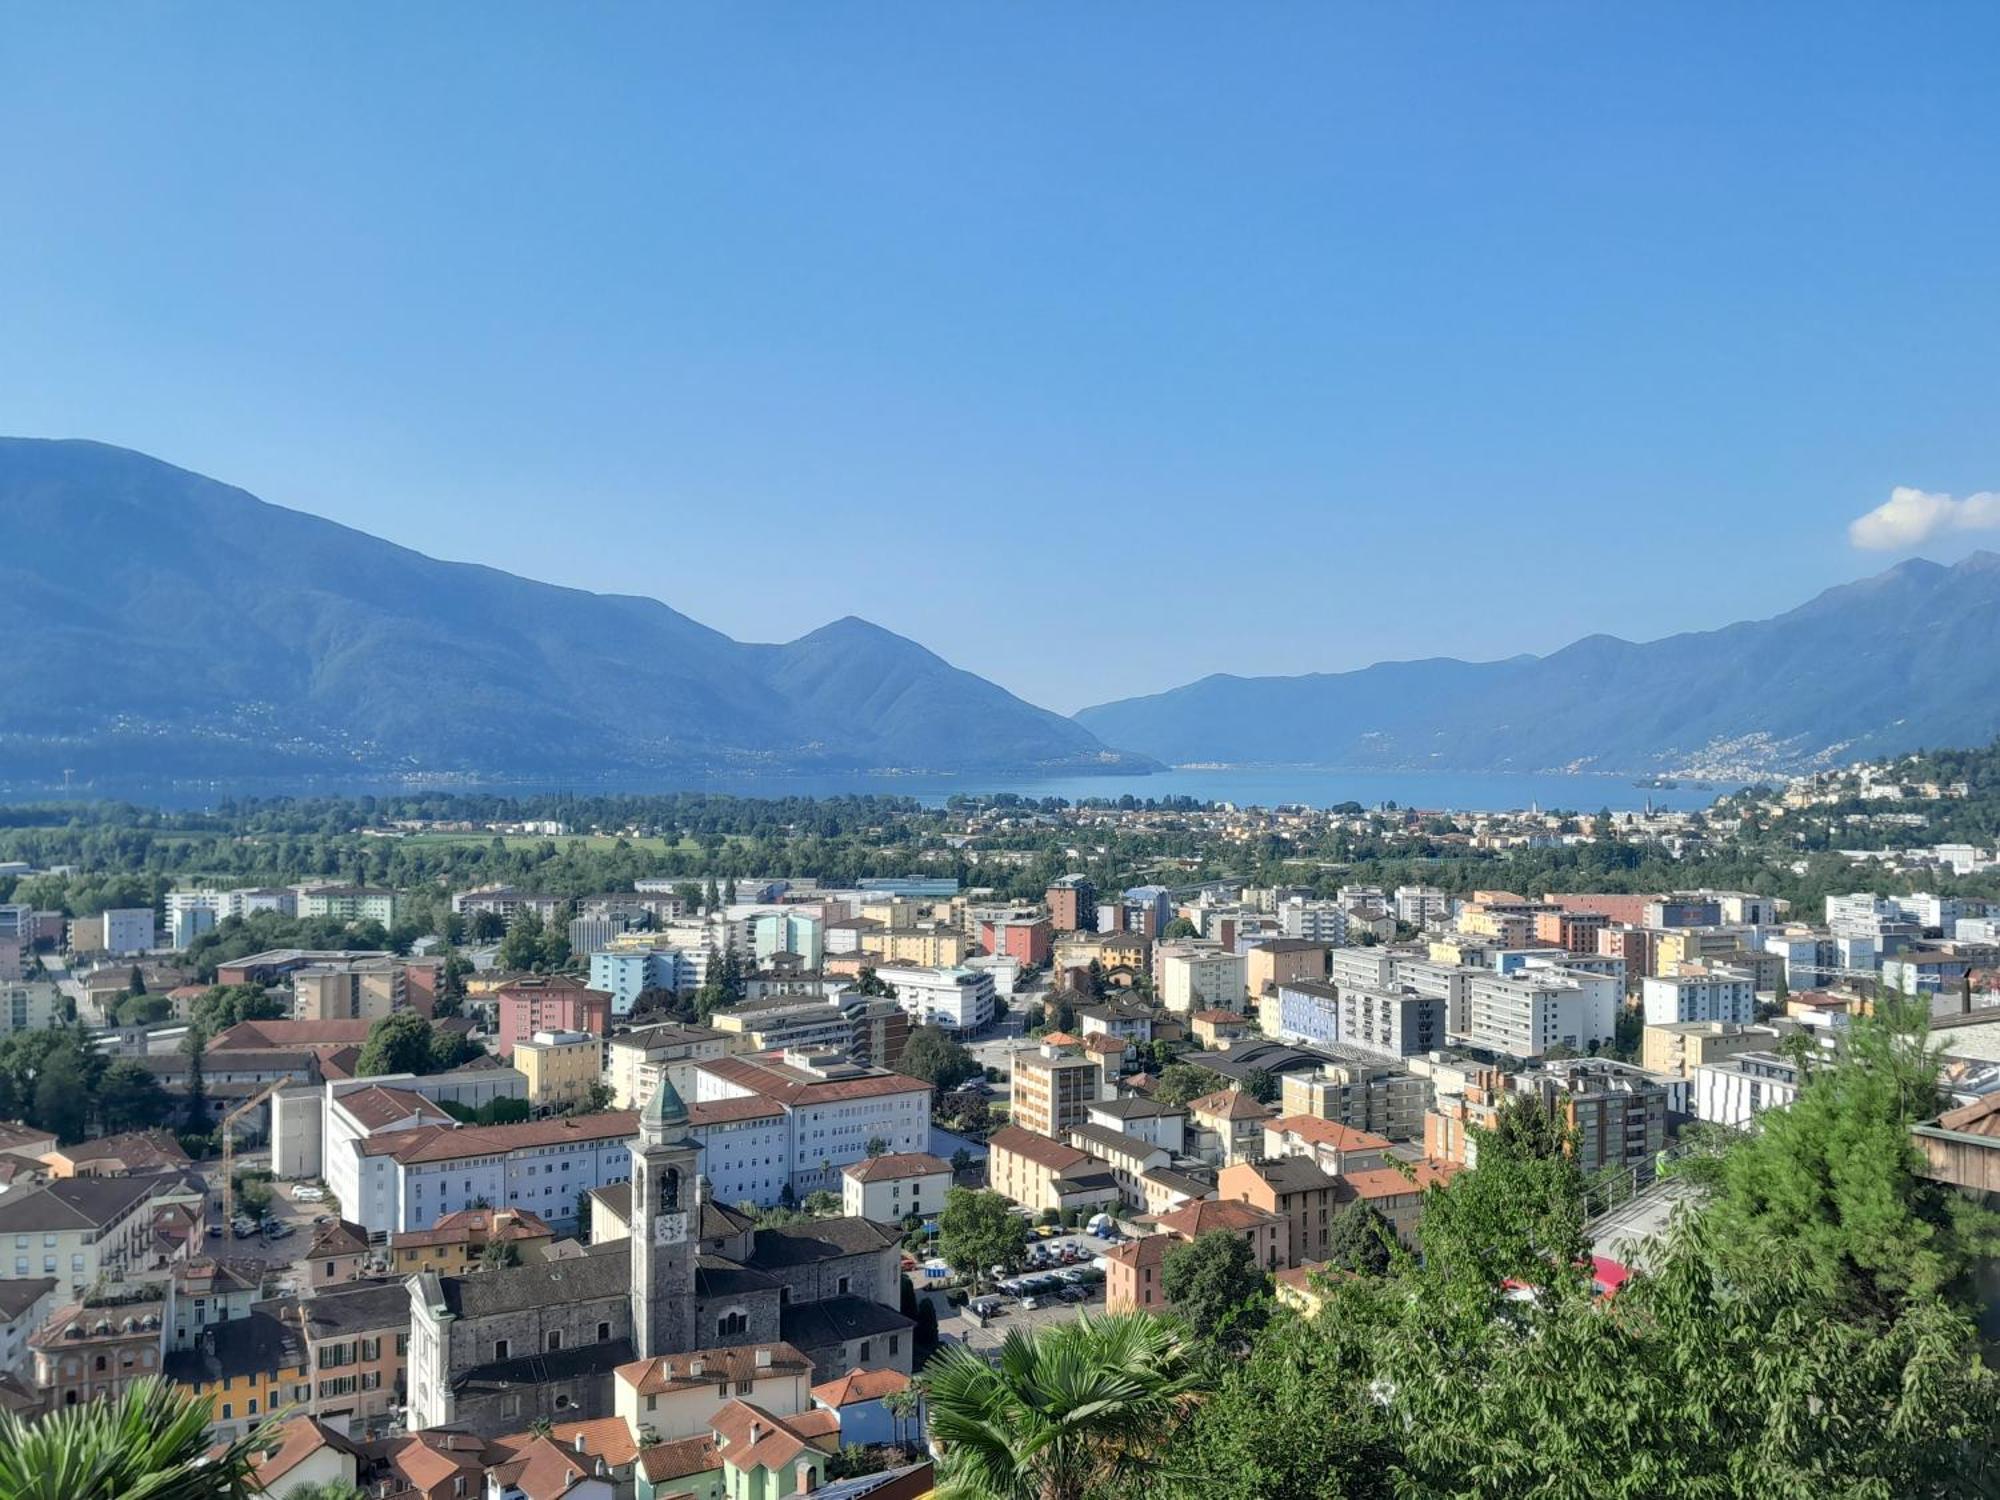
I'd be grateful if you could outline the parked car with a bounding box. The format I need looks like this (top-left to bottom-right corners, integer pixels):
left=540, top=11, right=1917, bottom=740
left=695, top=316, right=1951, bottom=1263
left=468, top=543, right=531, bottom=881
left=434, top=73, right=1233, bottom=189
left=265, top=1221, right=294, bottom=1240
left=292, top=1186, right=324, bottom=1202
left=1058, top=1285, right=1089, bottom=1303
left=1019, top=1295, right=1043, bottom=1311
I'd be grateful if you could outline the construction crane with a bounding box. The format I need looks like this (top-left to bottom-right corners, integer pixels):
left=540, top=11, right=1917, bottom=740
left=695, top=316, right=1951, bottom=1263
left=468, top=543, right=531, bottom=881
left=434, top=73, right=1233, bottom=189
left=219, top=1080, right=285, bottom=1232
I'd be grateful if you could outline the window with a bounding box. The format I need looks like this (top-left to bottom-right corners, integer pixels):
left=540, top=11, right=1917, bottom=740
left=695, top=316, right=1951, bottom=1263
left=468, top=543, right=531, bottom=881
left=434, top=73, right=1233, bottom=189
left=597, top=1321, right=610, bottom=1343
left=494, top=1339, right=510, bottom=1362
left=717, top=1311, right=748, bottom=1338
left=646, top=1394, right=657, bottom=1413
left=836, top=1275, right=850, bottom=1295
left=859, top=1340, right=872, bottom=1362
left=737, top=1379, right=753, bottom=1394
left=889, top=1334, right=900, bottom=1355
left=246, top=1399, right=257, bottom=1416
left=546, top=1331, right=561, bottom=1353
left=221, top=1404, right=232, bottom=1420
left=94, top=1356, right=106, bottom=1372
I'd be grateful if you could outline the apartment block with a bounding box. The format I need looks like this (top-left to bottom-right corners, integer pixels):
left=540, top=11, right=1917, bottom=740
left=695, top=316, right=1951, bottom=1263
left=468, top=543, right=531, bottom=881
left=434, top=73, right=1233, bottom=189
left=1010, top=1045, right=1101, bottom=1138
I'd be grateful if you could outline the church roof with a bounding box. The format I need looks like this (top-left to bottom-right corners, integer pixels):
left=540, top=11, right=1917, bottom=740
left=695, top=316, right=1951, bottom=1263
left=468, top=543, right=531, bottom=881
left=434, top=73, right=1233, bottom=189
left=453, top=1337, right=636, bottom=1396
left=440, top=1246, right=632, bottom=1319
left=779, top=1296, right=913, bottom=1350
left=752, top=1217, right=899, bottom=1267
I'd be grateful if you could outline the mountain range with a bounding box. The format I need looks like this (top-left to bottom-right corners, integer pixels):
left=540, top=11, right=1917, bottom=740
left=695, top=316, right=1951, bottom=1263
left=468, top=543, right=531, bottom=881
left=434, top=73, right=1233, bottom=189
left=5, top=437, right=1997, bottom=789
left=0, top=439, right=1151, bottom=782
left=1076, top=551, right=2000, bottom=777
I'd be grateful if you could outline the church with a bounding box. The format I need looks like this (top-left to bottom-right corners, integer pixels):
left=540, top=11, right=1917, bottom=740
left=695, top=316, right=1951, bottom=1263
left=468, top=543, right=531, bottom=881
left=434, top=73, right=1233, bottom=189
left=406, top=1072, right=915, bottom=1435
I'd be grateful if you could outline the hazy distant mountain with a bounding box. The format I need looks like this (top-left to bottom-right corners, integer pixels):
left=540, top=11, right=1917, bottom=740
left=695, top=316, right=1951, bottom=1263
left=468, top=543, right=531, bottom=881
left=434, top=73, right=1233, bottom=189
left=1075, top=553, right=2000, bottom=776
left=0, top=439, right=1152, bottom=781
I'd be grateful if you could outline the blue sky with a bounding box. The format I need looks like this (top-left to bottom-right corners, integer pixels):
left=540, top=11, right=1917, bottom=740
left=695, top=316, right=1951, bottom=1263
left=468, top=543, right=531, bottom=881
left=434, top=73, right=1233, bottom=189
left=5, top=4, right=1999, bottom=712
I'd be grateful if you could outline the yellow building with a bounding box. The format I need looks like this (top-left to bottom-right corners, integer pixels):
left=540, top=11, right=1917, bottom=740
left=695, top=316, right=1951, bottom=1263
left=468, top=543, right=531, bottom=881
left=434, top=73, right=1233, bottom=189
left=1640, top=1020, right=1777, bottom=1078
left=1653, top=930, right=1746, bottom=976
left=386, top=1206, right=556, bottom=1275
left=1010, top=1046, right=1099, bottom=1137
left=166, top=1310, right=312, bottom=1445
left=513, top=1029, right=604, bottom=1112
left=860, top=927, right=970, bottom=967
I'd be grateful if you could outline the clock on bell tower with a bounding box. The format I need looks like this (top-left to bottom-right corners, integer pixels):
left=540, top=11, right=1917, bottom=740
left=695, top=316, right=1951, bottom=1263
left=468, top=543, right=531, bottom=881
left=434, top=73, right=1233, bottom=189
left=630, top=1073, right=700, bottom=1358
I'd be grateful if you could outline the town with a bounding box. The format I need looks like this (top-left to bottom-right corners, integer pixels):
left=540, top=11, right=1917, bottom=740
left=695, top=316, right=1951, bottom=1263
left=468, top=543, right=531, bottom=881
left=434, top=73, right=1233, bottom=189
left=0, top=740, right=1996, bottom=1496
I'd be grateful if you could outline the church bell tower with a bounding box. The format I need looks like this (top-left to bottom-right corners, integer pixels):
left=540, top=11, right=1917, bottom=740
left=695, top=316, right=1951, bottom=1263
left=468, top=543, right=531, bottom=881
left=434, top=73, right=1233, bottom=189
left=630, top=1072, right=700, bottom=1358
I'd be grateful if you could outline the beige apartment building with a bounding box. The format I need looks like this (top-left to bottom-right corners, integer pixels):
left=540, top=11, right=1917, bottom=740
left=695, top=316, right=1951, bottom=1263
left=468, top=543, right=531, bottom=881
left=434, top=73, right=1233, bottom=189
left=293, top=959, right=406, bottom=1023
left=1641, top=1020, right=1780, bottom=1079
left=861, top=927, right=970, bottom=967
left=1010, top=1046, right=1100, bottom=1137
left=1244, top=939, right=1330, bottom=1002
left=512, top=1029, right=604, bottom=1112
left=606, top=1023, right=730, bottom=1110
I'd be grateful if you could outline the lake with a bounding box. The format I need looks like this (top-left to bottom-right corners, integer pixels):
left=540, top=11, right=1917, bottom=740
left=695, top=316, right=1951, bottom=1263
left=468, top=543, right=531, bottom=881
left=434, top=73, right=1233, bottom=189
left=0, top=765, right=1742, bottom=814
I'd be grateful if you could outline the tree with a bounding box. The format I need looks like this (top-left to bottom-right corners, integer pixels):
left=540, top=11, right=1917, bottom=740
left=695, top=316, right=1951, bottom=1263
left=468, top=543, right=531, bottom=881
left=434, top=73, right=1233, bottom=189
left=1240, top=1067, right=1278, bottom=1105
left=32, top=1049, right=91, bottom=1145
left=1701, top=998, right=2000, bottom=1321
left=926, top=1314, right=1199, bottom=1500
left=1325, top=1200, right=1395, bottom=1276
left=0, top=1377, right=273, bottom=1500
left=854, top=967, right=898, bottom=998
left=1152, top=1063, right=1229, bottom=1109
left=901, top=1026, right=979, bottom=1092
left=1161, top=1230, right=1269, bottom=1339
left=479, top=1239, right=521, bottom=1271
left=950, top=1146, right=974, bottom=1175
left=184, top=1045, right=212, bottom=1135
left=936, top=1187, right=1027, bottom=1292
left=188, top=983, right=285, bottom=1035
left=470, top=910, right=508, bottom=943
left=1417, top=1098, right=1588, bottom=1294
left=865, top=1135, right=891, bottom=1158
left=355, top=1011, right=477, bottom=1077
left=802, top=1190, right=842, bottom=1217
left=126, top=965, right=146, bottom=996
left=97, top=1059, right=174, bottom=1135
left=1162, top=917, right=1200, bottom=940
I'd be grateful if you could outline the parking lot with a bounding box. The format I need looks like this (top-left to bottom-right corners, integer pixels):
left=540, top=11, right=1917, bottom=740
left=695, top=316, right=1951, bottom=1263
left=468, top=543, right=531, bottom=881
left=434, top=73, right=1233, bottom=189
left=936, top=1229, right=1118, bottom=1352
left=198, top=1158, right=333, bottom=1267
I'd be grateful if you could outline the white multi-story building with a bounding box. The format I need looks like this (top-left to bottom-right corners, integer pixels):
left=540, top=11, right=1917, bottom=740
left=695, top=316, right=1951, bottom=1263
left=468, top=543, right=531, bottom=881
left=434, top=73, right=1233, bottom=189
left=1458, top=968, right=1618, bottom=1059
left=320, top=1077, right=636, bottom=1237
left=606, top=1022, right=731, bottom=1110
left=873, top=965, right=994, bottom=1033
left=1394, top=886, right=1453, bottom=927
left=1693, top=1051, right=1803, bottom=1128
left=0, top=983, right=59, bottom=1036
left=1157, top=946, right=1247, bottom=1014
left=752, top=912, right=825, bottom=970
left=1640, top=967, right=1757, bottom=1027
left=1278, top=899, right=1349, bottom=946
left=99, top=908, right=156, bottom=956
left=688, top=1052, right=932, bottom=1207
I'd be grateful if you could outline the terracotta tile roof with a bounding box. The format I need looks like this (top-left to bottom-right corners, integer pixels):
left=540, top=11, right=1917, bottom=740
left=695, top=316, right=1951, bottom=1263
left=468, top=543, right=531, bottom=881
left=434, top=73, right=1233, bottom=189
left=841, top=1152, right=950, bottom=1184
left=336, top=1085, right=454, bottom=1131
left=1190, top=1009, right=1245, bottom=1024
left=1103, top=1233, right=1173, bottom=1272
left=1156, top=1197, right=1284, bottom=1239
left=1188, top=1088, right=1272, bottom=1121
left=489, top=1433, right=601, bottom=1500
left=700, top=1055, right=928, bottom=1107
left=361, top=1111, right=638, bottom=1164
left=307, top=1219, right=370, bottom=1257
left=811, top=1366, right=911, bottom=1407
left=45, top=1129, right=190, bottom=1171
left=988, top=1125, right=1091, bottom=1172
left=498, top=1416, right=638, bottom=1470
left=711, top=1400, right=839, bottom=1475
left=615, top=1342, right=812, bottom=1395
left=1266, top=1115, right=1393, bottom=1153
left=1079, top=1034, right=1128, bottom=1054
left=688, top=1097, right=787, bottom=1126
left=1336, top=1162, right=1457, bottom=1201
left=250, top=1414, right=363, bottom=1490
left=392, top=1207, right=554, bottom=1250
left=638, top=1433, right=722, bottom=1483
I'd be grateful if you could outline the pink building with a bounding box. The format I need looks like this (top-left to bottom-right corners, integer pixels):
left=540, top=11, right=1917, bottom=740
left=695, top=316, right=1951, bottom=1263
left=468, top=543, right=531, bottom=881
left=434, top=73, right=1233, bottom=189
left=495, top=976, right=611, bottom=1058
left=980, top=917, right=1053, bottom=968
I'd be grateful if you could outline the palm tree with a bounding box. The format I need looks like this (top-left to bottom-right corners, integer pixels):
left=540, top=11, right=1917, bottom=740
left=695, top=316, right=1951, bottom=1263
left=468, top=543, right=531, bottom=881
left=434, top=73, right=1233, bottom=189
left=282, top=1486, right=368, bottom=1500
left=926, top=1313, right=1199, bottom=1500
left=0, top=1378, right=273, bottom=1500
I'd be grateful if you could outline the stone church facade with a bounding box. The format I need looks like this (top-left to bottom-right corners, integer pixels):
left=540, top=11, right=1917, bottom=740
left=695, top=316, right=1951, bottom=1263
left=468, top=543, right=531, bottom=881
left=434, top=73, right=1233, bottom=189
left=406, top=1072, right=912, bottom=1436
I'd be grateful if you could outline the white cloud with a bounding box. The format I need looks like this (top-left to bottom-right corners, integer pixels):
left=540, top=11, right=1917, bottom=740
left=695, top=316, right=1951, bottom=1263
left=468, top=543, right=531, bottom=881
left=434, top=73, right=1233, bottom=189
left=1848, top=486, right=2000, bottom=551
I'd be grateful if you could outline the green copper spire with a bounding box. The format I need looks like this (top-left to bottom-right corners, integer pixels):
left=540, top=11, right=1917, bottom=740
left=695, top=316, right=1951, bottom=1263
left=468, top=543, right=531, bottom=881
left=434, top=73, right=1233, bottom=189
left=642, top=1073, right=690, bottom=1139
